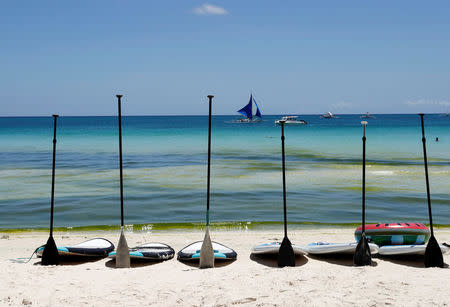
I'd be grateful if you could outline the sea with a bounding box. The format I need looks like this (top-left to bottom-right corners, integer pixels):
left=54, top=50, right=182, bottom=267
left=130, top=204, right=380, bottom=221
left=0, top=114, right=449, bottom=231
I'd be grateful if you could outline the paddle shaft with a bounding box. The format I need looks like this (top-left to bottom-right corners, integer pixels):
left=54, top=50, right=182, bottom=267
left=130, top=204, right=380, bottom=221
left=419, top=114, right=434, bottom=236
left=206, top=95, right=214, bottom=226
left=280, top=122, right=288, bottom=237
left=50, top=115, right=58, bottom=236
left=362, top=123, right=366, bottom=234
left=117, top=95, right=124, bottom=227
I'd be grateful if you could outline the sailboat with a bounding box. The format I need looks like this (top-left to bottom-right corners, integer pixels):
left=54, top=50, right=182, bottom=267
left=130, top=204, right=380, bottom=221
left=235, top=94, right=262, bottom=123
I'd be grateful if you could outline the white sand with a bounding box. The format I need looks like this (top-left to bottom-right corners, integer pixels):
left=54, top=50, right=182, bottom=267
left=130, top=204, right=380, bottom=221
left=1, top=228, right=449, bottom=306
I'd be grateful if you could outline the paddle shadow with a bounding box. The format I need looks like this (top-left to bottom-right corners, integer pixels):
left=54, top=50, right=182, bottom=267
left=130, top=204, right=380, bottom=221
left=33, top=257, right=106, bottom=266
left=250, top=254, right=308, bottom=268
left=377, top=255, right=449, bottom=268
left=307, top=254, right=378, bottom=267
left=105, top=258, right=173, bottom=268
left=177, top=259, right=236, bottom=268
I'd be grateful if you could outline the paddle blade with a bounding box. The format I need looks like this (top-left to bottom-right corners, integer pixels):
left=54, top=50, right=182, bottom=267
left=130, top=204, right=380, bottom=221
left=277, top=236, right=295, bottom=267
left=199, top=226, right=214, bottom=269
left=115, top=229, right=130, bottom=268
left=41, top=236, right=59, bottom=266
left=354, top=234, right=372, bottom=266
left=424, top=235, right=444, bottom=268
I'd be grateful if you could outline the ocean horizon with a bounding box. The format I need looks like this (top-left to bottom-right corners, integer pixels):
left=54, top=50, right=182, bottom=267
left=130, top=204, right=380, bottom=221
left=1, top=114, right=449, bottom=230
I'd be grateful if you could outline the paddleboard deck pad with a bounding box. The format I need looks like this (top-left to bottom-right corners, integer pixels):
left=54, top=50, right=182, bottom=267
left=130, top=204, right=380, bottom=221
left=251, top=242, right=306, bottom=256
left=108, top=242, right=174, bottom=261
left=37, top=238, right=114, bottom=257
left=355, top=223, right=430, bottom=246
left=177, top=241, right=237, bottom=261
left=379, top=244, right=449, bottom=256
left=304, top=242, right=379, bottom=255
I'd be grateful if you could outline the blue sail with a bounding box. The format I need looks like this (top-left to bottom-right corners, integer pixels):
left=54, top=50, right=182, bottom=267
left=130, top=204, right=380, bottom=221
left=237, top=95, right=253, bottom=119
left=253, top=97, right=262, bottom=119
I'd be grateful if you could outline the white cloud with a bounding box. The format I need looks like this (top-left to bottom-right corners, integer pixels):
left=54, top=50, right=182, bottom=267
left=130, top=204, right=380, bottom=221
left=193, top=3, right=228, bottom=15
left=405, top=99, right=450, bottom=107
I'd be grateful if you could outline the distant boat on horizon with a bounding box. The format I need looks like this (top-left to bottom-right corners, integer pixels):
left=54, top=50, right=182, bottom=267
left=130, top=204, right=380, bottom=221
left=360, top=112, right=375, bottom=119
left=234, top=94, right=262, bottom=123
left=320, top=112, right=338, bottom=119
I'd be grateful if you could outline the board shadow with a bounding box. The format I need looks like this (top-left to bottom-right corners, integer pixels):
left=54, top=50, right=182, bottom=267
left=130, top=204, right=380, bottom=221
left=177, top=258, right=236, bottom=268
left=104, top=258, right=173, bottom=268
left=33, top=257, right=107, bottom=266
left=250, top=254, right=308, bottom=268
left=307, top=254, right=378, bottom=267
left=376, top=255, right=449, bottom=268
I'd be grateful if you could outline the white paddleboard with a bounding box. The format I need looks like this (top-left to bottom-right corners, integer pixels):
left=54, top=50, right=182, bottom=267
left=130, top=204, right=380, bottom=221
left=37, top=238, right=114, bottom=257
left=251, top=242, right=306, bottom=256
left=109, top=242, right=175, bottom=261
left=177, top=241, right=237, bottom=261
left=379, top=244, right=449, bottom=256
left=304, top=242, right=379, bottom=255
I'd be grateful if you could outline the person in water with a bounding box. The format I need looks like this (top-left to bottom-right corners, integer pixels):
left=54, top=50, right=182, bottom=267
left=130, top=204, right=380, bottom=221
left=435, top=137, right=439, bottom=142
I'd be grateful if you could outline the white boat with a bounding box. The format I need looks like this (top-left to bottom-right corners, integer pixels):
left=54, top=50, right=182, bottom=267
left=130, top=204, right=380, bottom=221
left=320, top=112, right=337, bottom=119
left=360, top=112, right=375, bottom=119
left=232, top=94, right=262, bottom=123
left=275, top=116, right=307, bottom=126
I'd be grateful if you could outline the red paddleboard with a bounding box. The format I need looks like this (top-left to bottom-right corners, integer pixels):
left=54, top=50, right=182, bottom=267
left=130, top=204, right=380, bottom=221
left=355, top=223, right=430, bottom=246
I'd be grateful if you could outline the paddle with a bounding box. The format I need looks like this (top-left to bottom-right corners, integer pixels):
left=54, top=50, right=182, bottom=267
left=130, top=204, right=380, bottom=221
left=41, top=115, right=60, bottom=266
left=354, top=121, right=372, bottom=266
left=115, top=94, right=130, bottom=268
left=199, top=95, right=215, bottom=269
left=419, top=114, right=444, bottom=268
left=277, top=120, right=295, bottom=267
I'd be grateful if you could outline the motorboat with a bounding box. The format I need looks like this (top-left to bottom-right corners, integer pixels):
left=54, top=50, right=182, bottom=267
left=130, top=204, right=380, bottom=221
left=275, top=116, right=307, bottom=126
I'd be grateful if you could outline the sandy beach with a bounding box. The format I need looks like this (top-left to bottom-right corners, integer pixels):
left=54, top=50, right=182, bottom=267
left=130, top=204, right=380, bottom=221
left=1, top=228, right=449, bottom=306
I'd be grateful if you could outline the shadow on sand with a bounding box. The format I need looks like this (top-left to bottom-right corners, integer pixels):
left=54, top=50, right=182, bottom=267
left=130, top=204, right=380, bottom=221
left=33, top=256, right=107, bottom=266
left=250, top=254, right=308, bottom=268
left=307, top=254, right=378, bottom=267
left=376, top=255, right=449, bottom=268
left=177, top=258, right=236, bottom=268
left=105, top=258, right=173, bottom=268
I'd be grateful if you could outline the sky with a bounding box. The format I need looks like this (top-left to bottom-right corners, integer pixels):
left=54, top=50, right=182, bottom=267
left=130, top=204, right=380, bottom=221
left=1, top=0, right=450, bottom=116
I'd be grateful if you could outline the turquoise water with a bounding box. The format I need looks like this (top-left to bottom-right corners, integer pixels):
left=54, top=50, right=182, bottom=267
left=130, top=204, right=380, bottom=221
left=0, top=114, right=449, bottom=230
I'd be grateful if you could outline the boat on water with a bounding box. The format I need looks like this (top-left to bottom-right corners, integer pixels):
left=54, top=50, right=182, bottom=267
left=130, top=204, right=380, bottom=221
left=320, top=112, right=337, bottom=119
left=275, top=116, right=307, bottom=126
left=233, top=94, right=262, bottom=123
left=360, top=112, right=375, bottom=119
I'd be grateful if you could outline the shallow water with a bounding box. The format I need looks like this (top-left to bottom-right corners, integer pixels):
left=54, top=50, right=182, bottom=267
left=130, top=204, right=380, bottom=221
left=0, top=114, right=448, bottom=229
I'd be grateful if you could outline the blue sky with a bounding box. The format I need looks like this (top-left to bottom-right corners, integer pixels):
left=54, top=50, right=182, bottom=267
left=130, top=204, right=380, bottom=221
left=1, top=1, right=450, bottom=116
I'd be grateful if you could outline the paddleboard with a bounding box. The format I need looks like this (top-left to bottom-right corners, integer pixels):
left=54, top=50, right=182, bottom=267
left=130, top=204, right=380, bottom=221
left=304, top=242, right=379, bottom=255
left=37, top=238, right=114, bottom=257
left=108, top=242, right=174, bottom=261
left=177, top=241, right=237, bottom=261
left=355, top=223, right=430, bottom=246
left=379, top=244, right=449, bottom=256
left=251, top=242, right=306, bottom=256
